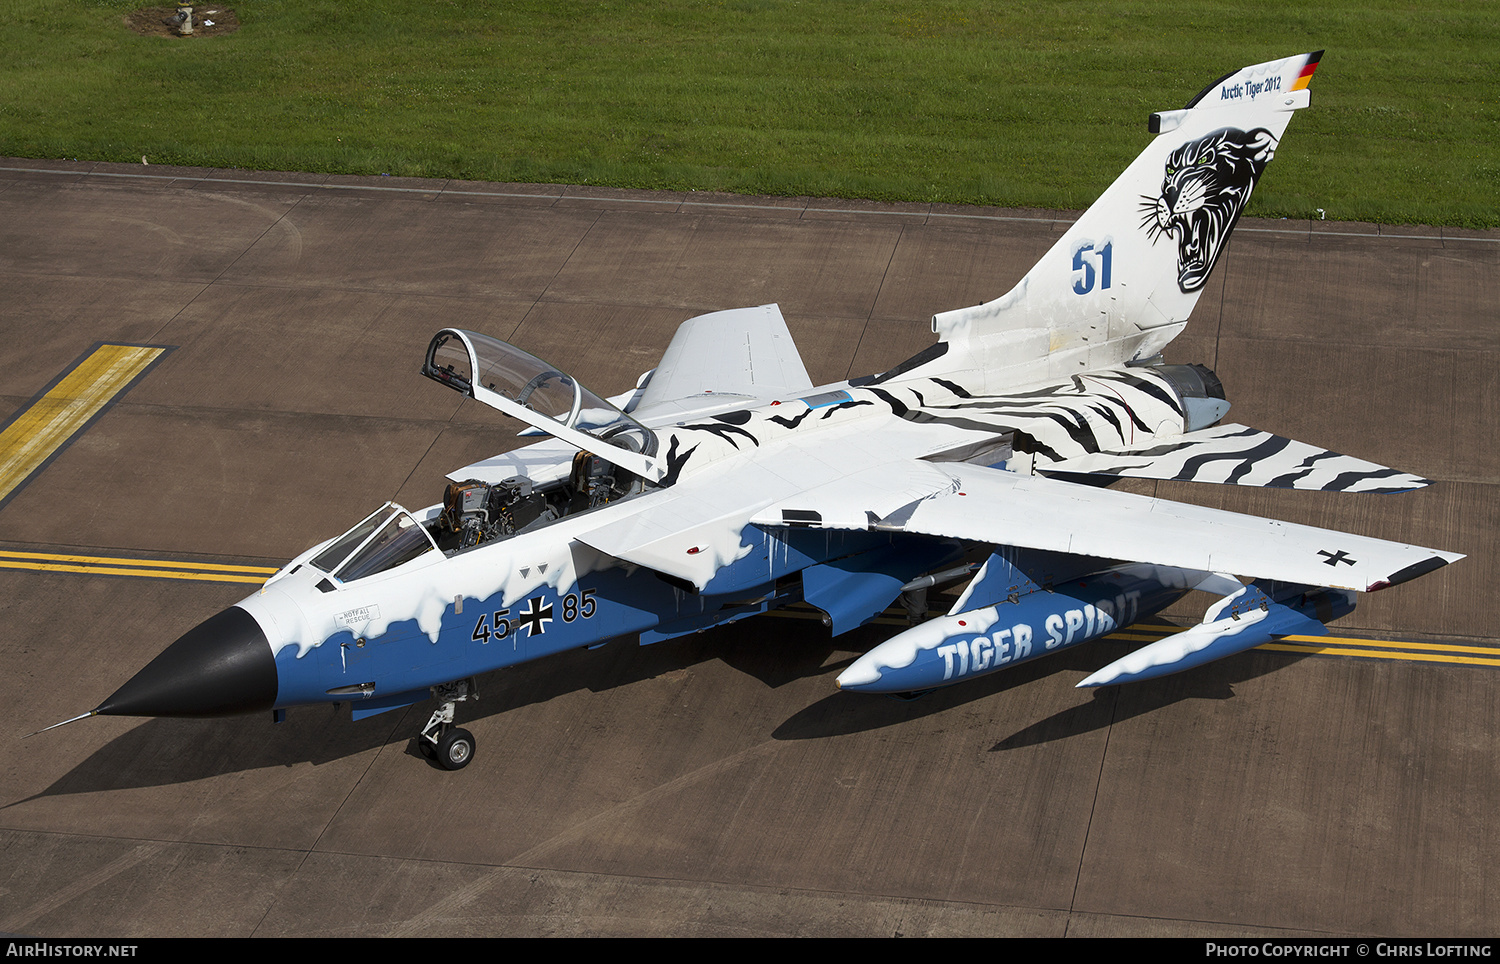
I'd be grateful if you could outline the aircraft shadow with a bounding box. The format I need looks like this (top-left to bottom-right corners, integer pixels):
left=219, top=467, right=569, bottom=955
left=12, top=616, right=860, bottom=800
left=13, top=619, right=1311, bottom=802
left=987, top=647, right=1314, bottom=752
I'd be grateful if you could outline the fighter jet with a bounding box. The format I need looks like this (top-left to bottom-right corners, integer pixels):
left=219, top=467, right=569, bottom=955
left=63, top=52, right=1461, bottom=769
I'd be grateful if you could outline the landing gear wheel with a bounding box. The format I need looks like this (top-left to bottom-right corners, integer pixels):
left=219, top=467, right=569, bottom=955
left=436, top=727, right=474, bottom=770
left=418, top=679, right=478, bottom=770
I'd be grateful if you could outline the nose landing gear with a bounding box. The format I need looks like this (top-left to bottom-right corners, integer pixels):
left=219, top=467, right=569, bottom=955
left=417, top=678, right=477, bottom=770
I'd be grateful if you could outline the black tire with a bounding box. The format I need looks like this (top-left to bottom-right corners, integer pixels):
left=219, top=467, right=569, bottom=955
left=437, top=727, right=474, bottom=770
left=416, top=735, right=437, bottom=760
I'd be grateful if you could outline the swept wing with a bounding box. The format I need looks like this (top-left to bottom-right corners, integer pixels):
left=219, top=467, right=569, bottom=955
left=756, top=459, right=1459, bottom=593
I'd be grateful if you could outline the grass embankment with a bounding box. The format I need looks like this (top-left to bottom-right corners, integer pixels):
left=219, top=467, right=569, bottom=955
left=1, top=1, right=1496, bottom=225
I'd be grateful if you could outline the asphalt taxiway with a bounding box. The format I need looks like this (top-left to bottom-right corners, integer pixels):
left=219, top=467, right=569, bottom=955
left=0, top=159, right=1495, bottom=937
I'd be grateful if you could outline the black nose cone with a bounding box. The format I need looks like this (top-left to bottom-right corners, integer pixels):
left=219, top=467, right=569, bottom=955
left=96, top=606, right=278, bottom=718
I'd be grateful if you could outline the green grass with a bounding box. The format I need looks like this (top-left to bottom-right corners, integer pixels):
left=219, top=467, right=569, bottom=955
left=1, top=0, right=1496, bottom=225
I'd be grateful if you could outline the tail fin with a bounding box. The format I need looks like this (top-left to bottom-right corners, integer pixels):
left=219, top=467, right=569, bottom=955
left=914, top=52, right=1321, bottom=388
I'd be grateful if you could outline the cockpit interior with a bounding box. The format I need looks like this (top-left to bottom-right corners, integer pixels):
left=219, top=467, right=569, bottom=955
left=306, top=329, right=663, bottom=585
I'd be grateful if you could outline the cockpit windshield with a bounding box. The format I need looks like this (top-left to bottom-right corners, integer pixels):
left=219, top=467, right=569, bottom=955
left=311, top=503, right=438, bottom=581
left=423, top=329, right=657, bottom=459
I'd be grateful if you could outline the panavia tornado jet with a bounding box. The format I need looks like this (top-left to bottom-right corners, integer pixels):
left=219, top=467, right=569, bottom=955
left=62, top=52, right=1460, bottom=769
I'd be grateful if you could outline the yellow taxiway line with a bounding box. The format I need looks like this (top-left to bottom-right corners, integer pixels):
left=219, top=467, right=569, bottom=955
left=1040, top=623, right=1498, bottom=670
left=0, top=343, right=171, bottom=507
left=0, top=548, right=275, bottom=585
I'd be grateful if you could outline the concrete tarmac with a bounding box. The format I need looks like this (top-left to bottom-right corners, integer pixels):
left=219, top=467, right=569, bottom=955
left=0, top=159, right=1495, bottom=937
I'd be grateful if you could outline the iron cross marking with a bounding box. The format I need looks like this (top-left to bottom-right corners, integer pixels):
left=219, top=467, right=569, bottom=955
left=1318, top=549, right=1356, bottom=567
left=518, top=597, right=554, bottom=637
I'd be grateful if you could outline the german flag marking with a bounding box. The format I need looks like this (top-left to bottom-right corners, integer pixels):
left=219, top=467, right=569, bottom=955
left=1291, top=50, right=1323, bottom=91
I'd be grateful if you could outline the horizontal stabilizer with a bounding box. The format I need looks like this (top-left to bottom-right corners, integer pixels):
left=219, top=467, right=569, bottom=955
left=1077, top=582, right=1353, bottom=687
left=1040, top=423, right=1432, bottom=493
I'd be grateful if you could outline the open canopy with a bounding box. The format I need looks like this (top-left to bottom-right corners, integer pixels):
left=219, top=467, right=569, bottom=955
left=422, top=329, right=662, bottom=480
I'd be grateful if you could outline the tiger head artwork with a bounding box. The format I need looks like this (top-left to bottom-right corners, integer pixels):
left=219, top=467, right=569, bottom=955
left=1142, top=126, right=1278, bottom=293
